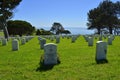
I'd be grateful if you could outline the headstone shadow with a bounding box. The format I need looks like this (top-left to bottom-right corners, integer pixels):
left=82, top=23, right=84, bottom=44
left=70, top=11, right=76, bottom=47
left=36, top=59, right=60, bottom=72
left=36, top=64, right=55, bottom=72
left=36, top=53, right=60, bottom=72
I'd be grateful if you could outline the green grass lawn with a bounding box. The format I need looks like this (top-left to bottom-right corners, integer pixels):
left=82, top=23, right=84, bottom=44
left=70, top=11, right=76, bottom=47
left=0, top=36, right=120, bottom=80
left=0, top=31, right=4, bottom=36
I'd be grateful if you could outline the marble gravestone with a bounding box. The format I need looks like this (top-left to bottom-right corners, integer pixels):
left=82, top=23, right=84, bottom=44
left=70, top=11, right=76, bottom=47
left=40, top=38, right=46, bottom=49
left=21, top=38, right=26, bottom=45
left=108, top=36, right=112, bottom=45
left=44, top=43, right=58, bottom=65
left=2, top=39, right=7, bottom=46
left=88, top=37, right=93, bottom=46
left=96, top=41, right=108, bottom=64
left=71, top=36, right=76, bottom=43
left=12, top=39, right=19, bottom=51
left=56, top=36, right=60, bottom=43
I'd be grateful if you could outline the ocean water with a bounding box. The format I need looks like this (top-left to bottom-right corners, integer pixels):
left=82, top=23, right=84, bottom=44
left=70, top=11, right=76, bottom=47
left=65, top=27, right=94, bottom=35
left=43, top=27, right=94, bottom=35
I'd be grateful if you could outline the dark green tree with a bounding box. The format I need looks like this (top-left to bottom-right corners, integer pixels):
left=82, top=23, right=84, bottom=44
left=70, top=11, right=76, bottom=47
left=0, top=0, right=22, bottom=39
left=7, top=20, right=35, bottom=36
left=36, top=29, right=41, bottom=35
left=36, top=28, right=53, bottom=35
left=87, top=0, right=120, bottom=34
left=50, top=22, right=64, bottom=34
left=87, top=8, right=104, bottom=34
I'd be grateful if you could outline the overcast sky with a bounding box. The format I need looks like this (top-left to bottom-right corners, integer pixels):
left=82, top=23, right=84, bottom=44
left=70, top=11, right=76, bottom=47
left=12, top=0, right=119, bottom=29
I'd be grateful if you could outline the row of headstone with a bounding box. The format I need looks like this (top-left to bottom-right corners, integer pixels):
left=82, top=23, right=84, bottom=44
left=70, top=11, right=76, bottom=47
left=41, top=40, right=108, bottom=65
left=12, top=36, right=34, bottom=51
left=71, top=35, right=78, bottom=43
left=83, top=34, right=116, bottom=46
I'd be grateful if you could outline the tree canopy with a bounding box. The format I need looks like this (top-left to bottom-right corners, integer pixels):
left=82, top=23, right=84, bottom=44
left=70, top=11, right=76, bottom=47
left=50, top=22, right=64, bottom=34
left=7, top=20, right=35, bottom=36
left=87, top=0, right=120, bottom=34
left=36, top=28, right=53, bottom=35
left=0, top=0, right=22, bottom=39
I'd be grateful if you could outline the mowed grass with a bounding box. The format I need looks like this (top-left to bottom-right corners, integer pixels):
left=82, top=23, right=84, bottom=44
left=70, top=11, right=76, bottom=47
left=0, top=31, right=4, bottom=36
left=0, top=36, right=120, bottom=80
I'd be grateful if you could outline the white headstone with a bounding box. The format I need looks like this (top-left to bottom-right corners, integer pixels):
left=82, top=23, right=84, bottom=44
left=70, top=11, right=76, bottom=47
left=83, top=35, right=88, bottom=42
left=56, top=36, right=60, bottom=43
left=71, top=36, right=76, bottom=43
left=40, top=38, right=46, bottom=49
left=44, top=43, right=58, bottom=65
left=88, top=37, right=93, bottom=46
left=96, top=41, right=108, bottom=63
left=108, top=36, right=112, bottom=45
left=21, top=38, right=26, bottom=45
left=12, top=39, right=19, bottom=51
left=2, top=39, right=7, bottom=46
left=26, top=37, right=29, bottom=42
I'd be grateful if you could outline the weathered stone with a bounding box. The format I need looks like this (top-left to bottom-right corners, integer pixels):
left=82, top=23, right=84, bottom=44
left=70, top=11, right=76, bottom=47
left=12, top=39, right=19, bottom=51
left=96, top=41, right=108, bottom=64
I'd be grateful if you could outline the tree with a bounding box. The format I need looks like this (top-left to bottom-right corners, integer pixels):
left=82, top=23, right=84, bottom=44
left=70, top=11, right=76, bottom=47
left=50, top=22, right=64, bottom=34
left=0, top=0, right=22, bottom=39
left=61, top=30, right=71, bottom=34
left=87, top=0, right=120, bottom=34
left=7, top=20, right=35, bottom=36
left=36, top=28, right=53, bottom=35
left=36, top=29, right=41, bottom=35
left=87, top=8, right=104, bottom=34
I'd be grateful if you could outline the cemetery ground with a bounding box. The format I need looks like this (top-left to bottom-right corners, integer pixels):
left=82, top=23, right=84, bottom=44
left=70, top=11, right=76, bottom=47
left=0, top=36, right=120, bottom=80
left=0, top=31, right=4, bottom=36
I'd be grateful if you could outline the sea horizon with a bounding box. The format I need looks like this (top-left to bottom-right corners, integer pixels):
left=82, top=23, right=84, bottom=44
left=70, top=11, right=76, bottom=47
left=39, top=27, right=95, bottom=35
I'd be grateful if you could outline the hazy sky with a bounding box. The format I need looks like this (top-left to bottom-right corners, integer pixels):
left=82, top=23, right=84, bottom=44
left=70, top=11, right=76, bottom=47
left=12, top=0, right=119, bottom=29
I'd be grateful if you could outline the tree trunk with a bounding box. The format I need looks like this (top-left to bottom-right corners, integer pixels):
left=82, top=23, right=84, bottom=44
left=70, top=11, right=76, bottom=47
left=97, top=27, right=101, bottom=34
left=109, top=27, right=113, bottom=34
left=3, top=22, right=9, bottom=40
left=3, top=26, right=9, bottom=40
